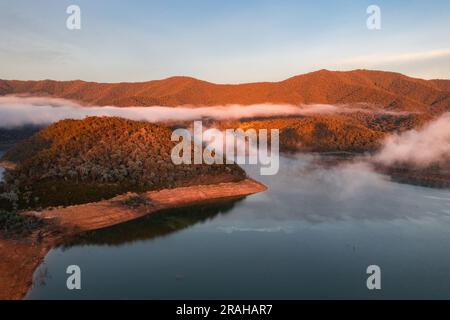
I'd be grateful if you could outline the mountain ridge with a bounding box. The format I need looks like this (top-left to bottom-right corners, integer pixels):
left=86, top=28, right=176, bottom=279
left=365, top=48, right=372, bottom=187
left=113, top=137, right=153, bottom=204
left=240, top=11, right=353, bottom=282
left=1, top=69, right=450, bottom=114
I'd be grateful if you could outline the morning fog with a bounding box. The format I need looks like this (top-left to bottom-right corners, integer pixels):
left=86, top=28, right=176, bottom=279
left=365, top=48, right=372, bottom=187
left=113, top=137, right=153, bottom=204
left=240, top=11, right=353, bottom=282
left=171, top=121, right=279, bottom=175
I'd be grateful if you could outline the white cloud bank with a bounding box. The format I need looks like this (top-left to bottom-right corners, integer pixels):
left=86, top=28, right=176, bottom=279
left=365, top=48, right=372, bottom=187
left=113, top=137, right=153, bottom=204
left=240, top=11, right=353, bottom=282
left=374, top=113, right=450, bottom=167
left=0, top=96, right=377, bottom=128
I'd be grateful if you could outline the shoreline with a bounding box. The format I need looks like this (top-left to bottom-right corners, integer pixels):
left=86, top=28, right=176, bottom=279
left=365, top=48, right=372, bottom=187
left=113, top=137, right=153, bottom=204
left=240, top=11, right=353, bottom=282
left=34, top=178, right=267, bottom=231
left=0, top=178, right=267, bottom=300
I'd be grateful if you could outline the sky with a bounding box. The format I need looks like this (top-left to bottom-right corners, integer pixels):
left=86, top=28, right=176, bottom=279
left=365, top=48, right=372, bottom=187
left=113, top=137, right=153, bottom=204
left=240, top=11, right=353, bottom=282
left=1, top=0, right=450, bottom=83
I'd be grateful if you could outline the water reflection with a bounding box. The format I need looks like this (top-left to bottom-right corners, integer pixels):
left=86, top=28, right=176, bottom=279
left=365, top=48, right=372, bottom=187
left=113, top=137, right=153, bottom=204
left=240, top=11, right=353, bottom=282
left=62, top=198, right=243, bottom=248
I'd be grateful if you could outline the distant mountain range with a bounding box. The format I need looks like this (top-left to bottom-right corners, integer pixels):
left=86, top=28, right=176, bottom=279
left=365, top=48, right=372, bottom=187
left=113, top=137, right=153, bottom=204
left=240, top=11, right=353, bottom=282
left=1, top=70, right=449, bottom=114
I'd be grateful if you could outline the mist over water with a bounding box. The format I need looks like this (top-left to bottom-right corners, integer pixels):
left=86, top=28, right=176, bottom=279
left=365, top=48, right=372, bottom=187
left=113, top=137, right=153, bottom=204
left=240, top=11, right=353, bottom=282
left=245, top=154, right=450, bottom=223
left=374, top=112, right=450, bottom=167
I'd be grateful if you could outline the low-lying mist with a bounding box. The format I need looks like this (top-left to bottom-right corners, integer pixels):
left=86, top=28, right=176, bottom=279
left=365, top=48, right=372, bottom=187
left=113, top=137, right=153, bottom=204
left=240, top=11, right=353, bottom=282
left=0, top=96, right=389, bottom=128
left=373, top=112, right=450, bottom=167
left=0, top=96, right=448, bottom=172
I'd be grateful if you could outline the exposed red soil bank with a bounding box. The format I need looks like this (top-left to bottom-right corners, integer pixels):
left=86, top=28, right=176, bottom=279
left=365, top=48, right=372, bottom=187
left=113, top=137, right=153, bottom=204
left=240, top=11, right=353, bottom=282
left=0, top=230, right=59, bottom=300
left=36, top=178, right=266, bottom=231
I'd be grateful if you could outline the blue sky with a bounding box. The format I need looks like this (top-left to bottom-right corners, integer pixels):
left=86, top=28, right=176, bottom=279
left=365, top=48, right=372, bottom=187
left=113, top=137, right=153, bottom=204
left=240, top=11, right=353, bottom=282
left=1, top=0, right=450, bottom=83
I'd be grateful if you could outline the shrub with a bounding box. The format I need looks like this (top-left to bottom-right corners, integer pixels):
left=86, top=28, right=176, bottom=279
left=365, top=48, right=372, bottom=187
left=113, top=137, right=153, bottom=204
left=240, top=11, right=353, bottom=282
left=0, top=210, right=45, bottom=239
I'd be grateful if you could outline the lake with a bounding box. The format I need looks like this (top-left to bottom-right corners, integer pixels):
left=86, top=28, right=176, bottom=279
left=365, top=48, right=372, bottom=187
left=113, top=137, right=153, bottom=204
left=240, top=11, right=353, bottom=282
left=26, top=154, right=450, bottom=299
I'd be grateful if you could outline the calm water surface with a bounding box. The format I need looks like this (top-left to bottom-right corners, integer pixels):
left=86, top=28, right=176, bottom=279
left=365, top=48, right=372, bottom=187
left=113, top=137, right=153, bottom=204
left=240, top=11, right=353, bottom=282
left=26, top=155, right=450, bottom=299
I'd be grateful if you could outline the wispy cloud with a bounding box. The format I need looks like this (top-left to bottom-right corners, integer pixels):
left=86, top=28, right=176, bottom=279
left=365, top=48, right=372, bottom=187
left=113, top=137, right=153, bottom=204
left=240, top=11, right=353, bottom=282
left=342, top=49, right=450, bottom=67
